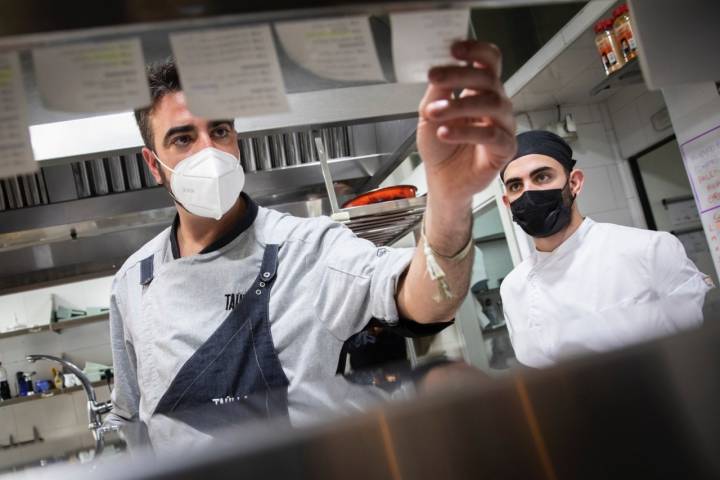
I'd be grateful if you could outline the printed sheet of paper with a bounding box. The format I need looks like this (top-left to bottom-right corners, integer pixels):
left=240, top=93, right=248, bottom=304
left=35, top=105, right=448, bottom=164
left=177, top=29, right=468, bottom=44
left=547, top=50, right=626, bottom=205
left=33, top=38, right=150, bottom=113
left=680, top=124, right=720, bottom=278
left=170, top=25, right=289, bottom=119
left=682, top=125, right=720, bottom=213
left=390, top=9, right=469, bottom=83
left=275, top=16, right=384, bottom=82
left=0, top=52, right=36, bottom=178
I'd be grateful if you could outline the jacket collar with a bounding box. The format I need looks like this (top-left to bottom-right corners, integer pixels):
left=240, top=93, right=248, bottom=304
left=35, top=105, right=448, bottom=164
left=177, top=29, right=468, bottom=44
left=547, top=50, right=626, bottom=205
left=530, top=217, right=595, bottom=268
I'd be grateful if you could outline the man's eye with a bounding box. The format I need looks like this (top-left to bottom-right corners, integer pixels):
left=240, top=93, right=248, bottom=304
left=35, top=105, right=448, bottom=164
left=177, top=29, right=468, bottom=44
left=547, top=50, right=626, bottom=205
left=536, top=173, right=551, bottom=183
left=172, top=135, right=191, bottom=147
left=508, top=183, right=521, bottom=193
left=212, top=127, right=230, bottom=138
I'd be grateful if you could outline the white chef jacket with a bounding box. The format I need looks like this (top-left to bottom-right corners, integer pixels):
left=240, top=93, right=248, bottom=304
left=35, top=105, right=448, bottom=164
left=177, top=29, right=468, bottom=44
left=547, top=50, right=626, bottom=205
left=500, top=218, right=712, bottom=368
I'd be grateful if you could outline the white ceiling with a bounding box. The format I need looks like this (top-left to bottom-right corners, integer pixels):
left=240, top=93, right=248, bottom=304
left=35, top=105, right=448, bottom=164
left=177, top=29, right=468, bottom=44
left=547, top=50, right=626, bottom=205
left=512, top=28, right=617, bottom=112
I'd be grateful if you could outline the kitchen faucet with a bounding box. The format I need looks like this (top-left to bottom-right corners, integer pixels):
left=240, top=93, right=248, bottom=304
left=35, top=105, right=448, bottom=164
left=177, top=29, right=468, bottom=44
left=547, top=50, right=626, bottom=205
left=26, top=354, right=113, bottom=431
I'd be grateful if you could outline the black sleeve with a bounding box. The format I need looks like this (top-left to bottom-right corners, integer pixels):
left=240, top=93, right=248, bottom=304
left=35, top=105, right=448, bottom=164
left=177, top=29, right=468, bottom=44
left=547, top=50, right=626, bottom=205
left=377, top=317, right=454, bottom=338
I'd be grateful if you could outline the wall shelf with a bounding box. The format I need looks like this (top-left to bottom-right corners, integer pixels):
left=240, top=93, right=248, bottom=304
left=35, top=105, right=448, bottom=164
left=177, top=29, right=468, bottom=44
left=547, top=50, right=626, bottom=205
left=0, top=313, right=109, bottom=340
left=0, top=380, right=111, bottom=409
left=590, top=57, right=643, bottom=97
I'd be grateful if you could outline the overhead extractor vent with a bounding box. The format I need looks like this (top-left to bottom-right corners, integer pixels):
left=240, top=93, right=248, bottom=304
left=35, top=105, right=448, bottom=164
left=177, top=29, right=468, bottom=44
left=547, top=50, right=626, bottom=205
left=0, top=125, right=352, bottom=211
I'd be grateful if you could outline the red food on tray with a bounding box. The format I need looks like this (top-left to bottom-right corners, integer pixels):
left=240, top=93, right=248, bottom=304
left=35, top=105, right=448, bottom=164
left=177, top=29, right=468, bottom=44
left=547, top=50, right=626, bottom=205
left=342, top=185, right=417, bottom=208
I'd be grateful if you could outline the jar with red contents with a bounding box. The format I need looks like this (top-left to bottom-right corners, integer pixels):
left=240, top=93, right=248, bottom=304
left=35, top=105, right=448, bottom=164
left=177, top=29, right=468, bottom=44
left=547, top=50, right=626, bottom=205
left=594, top=19, right=624, bottom=76
left=613, top=4, right=638, bottom=62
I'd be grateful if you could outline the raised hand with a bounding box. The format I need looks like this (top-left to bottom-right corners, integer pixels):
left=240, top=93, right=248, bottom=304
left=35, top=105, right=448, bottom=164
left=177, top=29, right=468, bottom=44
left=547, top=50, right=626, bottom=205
left=417, top=40, right=517, bottom=203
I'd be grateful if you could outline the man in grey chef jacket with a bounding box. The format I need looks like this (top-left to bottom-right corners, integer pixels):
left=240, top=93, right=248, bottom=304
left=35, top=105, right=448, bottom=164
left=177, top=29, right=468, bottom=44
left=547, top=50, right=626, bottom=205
left=499, top=130, right=713, bottom=368
left=107, top=41, right=517, bottom=424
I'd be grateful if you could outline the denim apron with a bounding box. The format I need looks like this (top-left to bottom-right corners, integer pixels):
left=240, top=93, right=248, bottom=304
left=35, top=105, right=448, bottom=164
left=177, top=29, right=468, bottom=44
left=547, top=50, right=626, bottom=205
left=138, top=244, right=289, bottom=418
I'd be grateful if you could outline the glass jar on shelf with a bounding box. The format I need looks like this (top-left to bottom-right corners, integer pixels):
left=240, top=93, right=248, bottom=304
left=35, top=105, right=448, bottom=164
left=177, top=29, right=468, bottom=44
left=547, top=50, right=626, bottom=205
left=613, top=4, right=638, bottom=63
left=594, top=18, right=624, bottom=76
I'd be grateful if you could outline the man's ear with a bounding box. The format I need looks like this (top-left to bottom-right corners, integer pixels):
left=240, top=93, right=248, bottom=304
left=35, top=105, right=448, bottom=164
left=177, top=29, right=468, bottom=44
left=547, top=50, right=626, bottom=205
left=141, top=147, right=164, bottom=185
left=569, top=169, right=584, bottom=197
left=501, top=194, right=510, bottom=208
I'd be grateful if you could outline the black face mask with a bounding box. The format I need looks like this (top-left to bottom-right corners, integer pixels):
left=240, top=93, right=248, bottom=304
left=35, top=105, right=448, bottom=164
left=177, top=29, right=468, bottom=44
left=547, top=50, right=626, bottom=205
left=510, top=180, right=575, bottom=238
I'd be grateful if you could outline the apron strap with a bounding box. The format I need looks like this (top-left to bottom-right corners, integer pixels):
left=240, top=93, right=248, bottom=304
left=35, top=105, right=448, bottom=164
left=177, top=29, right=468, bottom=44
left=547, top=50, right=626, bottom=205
left=139, top=255, right=154, bottom=286
left=257, top=244, right=279, bottom=284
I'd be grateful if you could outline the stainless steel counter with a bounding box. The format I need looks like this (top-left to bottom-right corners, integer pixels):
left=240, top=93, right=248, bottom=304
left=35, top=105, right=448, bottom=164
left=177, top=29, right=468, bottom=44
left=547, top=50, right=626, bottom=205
left=3, top=318, right=720, bottom=480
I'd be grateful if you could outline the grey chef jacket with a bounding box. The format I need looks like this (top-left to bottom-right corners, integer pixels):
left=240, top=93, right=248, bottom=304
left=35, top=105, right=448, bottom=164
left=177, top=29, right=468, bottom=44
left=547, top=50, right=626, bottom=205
left=109, top=194, right=414, bottom=424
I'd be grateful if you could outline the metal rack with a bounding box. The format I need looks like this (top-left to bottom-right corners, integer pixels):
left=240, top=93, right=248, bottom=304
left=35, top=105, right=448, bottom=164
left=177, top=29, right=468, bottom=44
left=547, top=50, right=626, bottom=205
left=315, top=136, right=425, bottom=247
left=331, top=197, right=427, bottom=246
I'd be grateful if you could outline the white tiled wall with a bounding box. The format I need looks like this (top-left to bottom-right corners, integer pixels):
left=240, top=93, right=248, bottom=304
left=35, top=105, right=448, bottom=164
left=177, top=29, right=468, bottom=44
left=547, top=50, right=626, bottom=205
left=606, top=84, right=672, bottom=158
left=0, top=387, right=111, bottom=465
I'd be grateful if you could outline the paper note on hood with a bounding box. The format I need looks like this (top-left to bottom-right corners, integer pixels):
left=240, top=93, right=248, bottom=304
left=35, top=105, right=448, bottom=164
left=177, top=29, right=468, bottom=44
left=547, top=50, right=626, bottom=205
left=170, top=25, right=289, bottom=119
left=33, top=38, right=150, bottom=113
left=275, top=16, right=384, bottom=82
left=390, top=9, right=470, bottom=83
left=0, top=52, right=36, bottom=178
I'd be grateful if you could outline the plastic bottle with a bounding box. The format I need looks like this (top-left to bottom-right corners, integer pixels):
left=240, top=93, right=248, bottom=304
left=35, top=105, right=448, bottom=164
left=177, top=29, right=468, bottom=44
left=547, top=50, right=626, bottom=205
left=0, top=362, right=10, bottom=400
left=594, top=19, right=624, bottom=76
left=613, top=4, right=638, bottom=62
left=52, top=367, right=64, bottom=390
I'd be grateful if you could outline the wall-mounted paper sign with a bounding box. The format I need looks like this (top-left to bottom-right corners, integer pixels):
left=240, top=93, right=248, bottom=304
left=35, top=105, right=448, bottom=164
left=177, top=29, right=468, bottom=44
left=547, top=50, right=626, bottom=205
left=681, top=124, right=720, bottom=277
left=390, top=9, right=469, bottom=84
left=170, top=25, right=289, bottom=119
left=33, top=38, right=151, bottom=113
left=0, top=52, right=36, bottom=178
left=275, top=16, right=384, bottom=82
left=682, top=125, right=720, bottom=214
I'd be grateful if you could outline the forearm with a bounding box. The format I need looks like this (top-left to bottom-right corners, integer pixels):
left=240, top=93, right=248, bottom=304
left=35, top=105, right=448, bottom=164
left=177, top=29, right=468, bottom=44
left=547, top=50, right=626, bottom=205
left=397, top=194, right=473, bottom=323
left=396, top=40, right=515, bottom=323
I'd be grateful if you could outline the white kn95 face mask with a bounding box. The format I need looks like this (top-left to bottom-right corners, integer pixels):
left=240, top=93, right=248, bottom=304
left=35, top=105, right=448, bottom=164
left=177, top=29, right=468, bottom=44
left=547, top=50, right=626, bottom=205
left=153, top=147, right=245, bottom=220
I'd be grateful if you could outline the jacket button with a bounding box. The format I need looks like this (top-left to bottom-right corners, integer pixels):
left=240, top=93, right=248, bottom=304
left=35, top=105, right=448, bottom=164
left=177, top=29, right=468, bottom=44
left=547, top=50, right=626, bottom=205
left=255, top=289, right=262, bottom=295
left=263, top=272, right=271, bottom=279
left=259, top=282, right=266, bottom=287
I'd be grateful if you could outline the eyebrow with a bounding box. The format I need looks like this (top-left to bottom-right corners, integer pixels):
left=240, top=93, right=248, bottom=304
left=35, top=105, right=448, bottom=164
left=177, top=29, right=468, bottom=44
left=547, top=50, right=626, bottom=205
left=162, top=120, right=234, bottom=148
left=162, top=125, right=195, bottom=148
left=209, top=119, right=234, bottom=129
left=504, top=166, right=555, bottom=186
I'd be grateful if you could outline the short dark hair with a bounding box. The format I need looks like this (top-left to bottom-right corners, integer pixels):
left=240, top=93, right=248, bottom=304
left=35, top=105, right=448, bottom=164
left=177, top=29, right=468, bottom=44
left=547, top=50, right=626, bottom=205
left=134, top=58, right=182, bottom=151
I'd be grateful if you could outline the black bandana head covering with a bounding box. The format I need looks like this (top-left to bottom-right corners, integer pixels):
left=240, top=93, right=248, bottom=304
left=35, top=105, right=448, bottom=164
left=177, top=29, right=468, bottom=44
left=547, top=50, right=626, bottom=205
left=501, top=130, right=577, bottom=180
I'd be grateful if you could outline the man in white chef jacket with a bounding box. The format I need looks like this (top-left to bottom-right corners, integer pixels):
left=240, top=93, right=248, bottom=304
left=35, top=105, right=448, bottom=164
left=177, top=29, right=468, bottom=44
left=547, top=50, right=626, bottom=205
left=499, top=130, right=713, bottom=368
